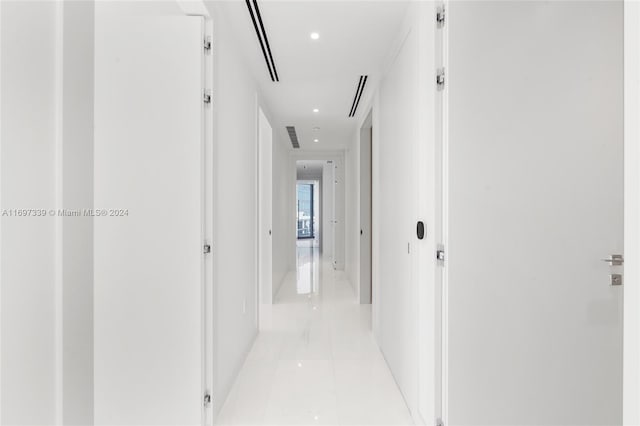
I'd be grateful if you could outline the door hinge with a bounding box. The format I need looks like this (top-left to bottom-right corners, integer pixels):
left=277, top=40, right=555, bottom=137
left=436, top=246, right=445, bottom=263
left=204, top=36, right=212, bottom=53
left=203, top=244, right=211, bottom=254
left=203, top=392, right=212, bottom=407
left=436, top=68, right=445, bottom=91
left=203, top=90, right=212, bottom=104
left=436, top=5, right=445, bottom=28
left=601, top=254, right=624, bottom=266
left=436, top=418, right=444, bottom=426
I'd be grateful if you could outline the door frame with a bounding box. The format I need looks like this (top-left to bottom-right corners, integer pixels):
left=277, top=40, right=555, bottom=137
left=173, top=4, right=214, bottom=425
left=439, top=2, right=640, bottom=424
left=623, top=2, right=640, bottom=424
left=296, top=182, right=317, bottom=240
left=290, top=151, right=345, bottom=269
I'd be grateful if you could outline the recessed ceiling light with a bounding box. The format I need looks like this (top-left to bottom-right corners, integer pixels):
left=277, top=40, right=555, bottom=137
left=313, top=139, right=319, bottom=143
left=313, top=108, right=319, bottom=113
left=310, top=32, right=320, bottom=40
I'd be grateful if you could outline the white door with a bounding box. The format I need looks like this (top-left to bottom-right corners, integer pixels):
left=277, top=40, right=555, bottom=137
left=377, top=25, right=419, bottom=414
left=258, top=107, right=273, bottom=306
left=445, top=2, right=623, bottom=425
left=360, top=123, right=372, bottom=304
left=94, top=16, right=204, bottom=425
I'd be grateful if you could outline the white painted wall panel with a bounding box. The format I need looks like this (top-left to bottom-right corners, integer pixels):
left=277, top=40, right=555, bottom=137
left=211, top=4, right=261, bottom=416
left=0, top=2, right=58, bottom=424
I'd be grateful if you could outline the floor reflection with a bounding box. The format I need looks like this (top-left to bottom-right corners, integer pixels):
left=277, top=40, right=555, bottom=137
left=218, top=243, right=413, bottom=426
left=296, top=239, right=321, bottom=295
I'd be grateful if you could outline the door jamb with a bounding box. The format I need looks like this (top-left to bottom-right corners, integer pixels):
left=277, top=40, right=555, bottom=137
left=623, top=2, right=639, bottom=424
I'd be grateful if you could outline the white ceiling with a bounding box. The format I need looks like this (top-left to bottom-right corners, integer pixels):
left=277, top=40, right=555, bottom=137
left=213, top=0, right=409, bottom=151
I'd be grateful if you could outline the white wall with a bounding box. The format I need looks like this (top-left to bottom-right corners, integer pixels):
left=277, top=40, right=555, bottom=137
left=210, top=2, right=273, bottom=417
left=344, top=3, right=436, bottom=424
left=1, top=2, right=58, bottom=424
left=2, top=2, right=96, bottom=424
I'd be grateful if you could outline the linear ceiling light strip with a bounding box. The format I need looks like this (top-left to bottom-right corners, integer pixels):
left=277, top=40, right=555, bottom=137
left=245, top=0, right=275, bottom=81
left=349, top=76, right=364, bottom=117
left=351, top=75, right=368, bottom=118
left=252, top=0, right=279, bottom=82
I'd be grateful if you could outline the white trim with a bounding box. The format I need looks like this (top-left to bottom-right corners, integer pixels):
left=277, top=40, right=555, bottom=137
left=624, top=1, right=640, bottom=424
left=196, top=15, right=213, bottom=426
left=197, top=12, right=214, bottom=426
left=255, top=97, right=261, bottom=327
left=54, top=1, right=64, bottom=424
left=0, top=0, right=3, bottom=419
left=167, top=6, right=214, bottom=423
left=440, top=0, right=450, bottom=423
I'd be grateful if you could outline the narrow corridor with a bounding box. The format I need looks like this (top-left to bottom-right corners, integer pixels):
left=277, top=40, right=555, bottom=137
left=218, top=245, right=413, bottom=425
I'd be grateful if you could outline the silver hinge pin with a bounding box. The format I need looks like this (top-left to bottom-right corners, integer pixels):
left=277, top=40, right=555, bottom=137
left=436, top=68, right=445, bottom=91
left=203, top=90, right=212, bottom=104
left=203, top=244, right=211, bottom=254
left=203, top=393, right=212, bottom=407
left=204, top=36, right=212, bottom=52
left=436, top=6, right=445, bottom=28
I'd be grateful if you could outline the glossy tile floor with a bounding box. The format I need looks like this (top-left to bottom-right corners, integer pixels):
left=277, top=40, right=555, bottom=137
left=217, top=243, right=414, bottom=426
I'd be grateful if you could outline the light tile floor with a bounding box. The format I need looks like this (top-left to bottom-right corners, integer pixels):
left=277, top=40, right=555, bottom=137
left=217, top=245, right=414, bottom=426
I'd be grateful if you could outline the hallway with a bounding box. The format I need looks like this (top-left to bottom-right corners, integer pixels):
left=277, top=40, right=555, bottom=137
left=1, top=1, right=638, bottom=425
left=218, top=246, right=413, bottom=425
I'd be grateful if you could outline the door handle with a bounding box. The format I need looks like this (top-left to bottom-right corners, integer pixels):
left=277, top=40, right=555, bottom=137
left=601, top=255, right=624, bottom=266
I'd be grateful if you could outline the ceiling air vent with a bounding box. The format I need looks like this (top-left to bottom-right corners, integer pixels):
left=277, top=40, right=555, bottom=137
left=246, top=0, right=279, bottom=82
left=348, top=75, right=368, bottom=118
left=286, top=126, right=300, bottom=149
